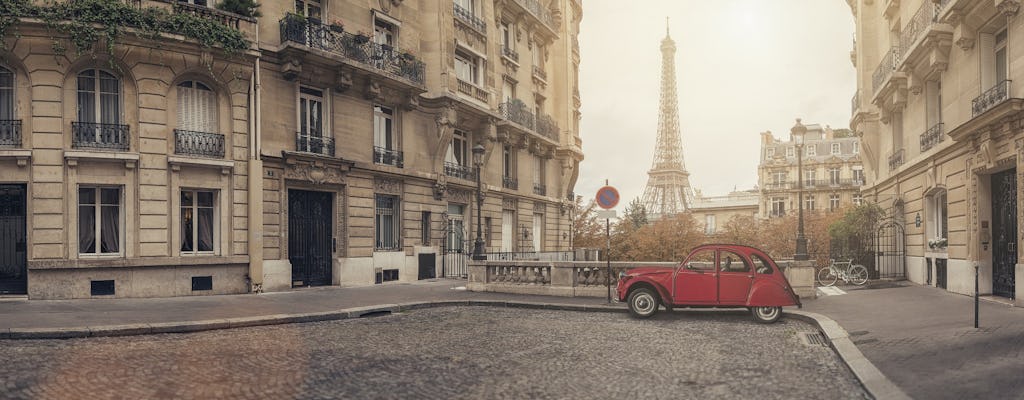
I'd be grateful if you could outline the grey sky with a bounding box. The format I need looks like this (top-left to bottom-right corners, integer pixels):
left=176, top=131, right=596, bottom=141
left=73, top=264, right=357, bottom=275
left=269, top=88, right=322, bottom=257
left=575, top=0, right=856, bottom=208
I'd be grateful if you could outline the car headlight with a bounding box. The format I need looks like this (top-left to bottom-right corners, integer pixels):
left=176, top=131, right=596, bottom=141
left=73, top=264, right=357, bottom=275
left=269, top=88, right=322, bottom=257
left=618, top=271, right=627, bottom=279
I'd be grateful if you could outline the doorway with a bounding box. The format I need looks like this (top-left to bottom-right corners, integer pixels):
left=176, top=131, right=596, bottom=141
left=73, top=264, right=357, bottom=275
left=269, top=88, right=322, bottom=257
left=288, top=189, right=333, bottom=287
left=0, top=184, right=26, bottom=294
left=991, top=169, right=1016, bottom=299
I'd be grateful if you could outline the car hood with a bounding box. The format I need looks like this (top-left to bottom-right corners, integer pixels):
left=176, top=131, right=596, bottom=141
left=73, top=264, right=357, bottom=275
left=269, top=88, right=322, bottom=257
left=625, top=266, right=674, bottom=277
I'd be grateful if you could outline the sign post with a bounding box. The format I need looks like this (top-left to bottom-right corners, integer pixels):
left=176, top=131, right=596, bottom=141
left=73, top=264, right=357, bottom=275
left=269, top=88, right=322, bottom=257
left=595, top=183, right=619, bottom=303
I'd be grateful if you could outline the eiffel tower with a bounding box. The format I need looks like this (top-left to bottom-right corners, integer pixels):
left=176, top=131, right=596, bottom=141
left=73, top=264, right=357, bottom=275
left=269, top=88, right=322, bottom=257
left=640, top=20, right=695, bottom=220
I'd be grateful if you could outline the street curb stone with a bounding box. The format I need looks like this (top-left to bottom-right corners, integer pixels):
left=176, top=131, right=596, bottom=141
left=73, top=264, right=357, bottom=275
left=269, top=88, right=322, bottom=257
left=787, top=310, right=910, bottom=400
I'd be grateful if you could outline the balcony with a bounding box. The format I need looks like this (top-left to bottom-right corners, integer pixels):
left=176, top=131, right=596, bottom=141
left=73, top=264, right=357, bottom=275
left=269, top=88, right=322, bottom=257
left=897, top=1, right=952, bottom=82
left=872, top=46, right=901, bottom=96
left=509, top=0, right=558, bottom=36
left=295, top=132, right=335, bottom=157
left=444, top=162, right=476, bottom=181
left=532, top=65, right=547, bottom=82
left=171, top=1, right=252, bottom=31
left=919, top=123, right=944, bottom=152
left=72, top=122, right=130, bottom=151
left=888, top=149, right=905, bottom=171
left=0, top=120, right=22, bottom=147
left=456, top=79, right=489, bottom=103
left=503, top=176, right=518, bottom=190
left=499, top=99, right=535, bottom=130
left=763, top=182, right=792, bottom=191
left=279, top=15, right=425, bottom=86
left=373, top=146, right=404, bottom=168
left=533, top=183, right=547, bottom=196
left=453, top=3, right=486, bottom=33
left=174, top=129, right=225, bottom=158
left=535, top=114, right=559, bottom=141
left=501, top=45, right=519, bottom=63
left=973, top=80, right=1011, bottom=117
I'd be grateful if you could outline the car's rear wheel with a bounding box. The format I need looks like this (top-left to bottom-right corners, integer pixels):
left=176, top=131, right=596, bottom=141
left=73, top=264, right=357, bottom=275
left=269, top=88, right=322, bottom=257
left=751, top=306, right=782, bottom=324
left=627, top=288, right=659, bottom=319
left=817, top=267, right=838, bottom=287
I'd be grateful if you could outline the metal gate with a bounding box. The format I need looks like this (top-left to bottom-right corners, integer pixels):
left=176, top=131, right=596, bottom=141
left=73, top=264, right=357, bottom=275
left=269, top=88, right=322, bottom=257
left=442, top=219, right=469, bottom=278
left=0, top=185, right=27, bottom=294
left=288, top=190, right=333, bottom=286
left=873, top=220, right=906, bottom=280
left=992, top=168, right=1017, bottom=298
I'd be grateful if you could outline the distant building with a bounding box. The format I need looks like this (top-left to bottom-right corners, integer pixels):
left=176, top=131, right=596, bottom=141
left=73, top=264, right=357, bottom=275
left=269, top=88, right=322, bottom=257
left=690, top=189, right=759, bottom=235
left=758, top=124, right=865, bottom=218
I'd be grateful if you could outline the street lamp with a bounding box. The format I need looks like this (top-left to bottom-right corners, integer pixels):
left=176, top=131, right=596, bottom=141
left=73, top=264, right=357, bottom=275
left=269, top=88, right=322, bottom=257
left=472, top=144, right=486, bottom=260
left=792, top=118, right=809, bottom=261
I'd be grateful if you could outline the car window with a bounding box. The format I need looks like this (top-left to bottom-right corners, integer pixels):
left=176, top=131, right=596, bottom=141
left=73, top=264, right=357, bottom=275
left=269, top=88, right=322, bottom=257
left=719, top=251, right=750, bottom=273
left=685, top=249, right=716, bottom=271
left=752, top=254, right=773, bottom=274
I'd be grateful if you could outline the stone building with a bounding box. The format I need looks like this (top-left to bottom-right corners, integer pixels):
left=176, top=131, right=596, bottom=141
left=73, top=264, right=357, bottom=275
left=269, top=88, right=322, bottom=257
left=0, top=0, right=583, bottom=299
left=848, top=0, right=1022, bottom=305
left=689, top=189, right=759, bottom=235
left=758, top=124, right=865, bottom=218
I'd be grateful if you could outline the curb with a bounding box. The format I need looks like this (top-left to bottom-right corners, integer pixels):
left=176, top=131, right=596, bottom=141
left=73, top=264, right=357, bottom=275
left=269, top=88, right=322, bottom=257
left=787, top=310, right=910, bottom=400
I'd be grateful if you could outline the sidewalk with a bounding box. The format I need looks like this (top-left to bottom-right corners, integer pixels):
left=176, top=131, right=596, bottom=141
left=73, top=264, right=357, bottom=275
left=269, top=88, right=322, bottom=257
left=803, top=282, right=1024, bottom=400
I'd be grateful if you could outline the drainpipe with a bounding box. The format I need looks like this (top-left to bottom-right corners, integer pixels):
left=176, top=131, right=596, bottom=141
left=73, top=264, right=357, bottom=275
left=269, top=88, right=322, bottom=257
left=247, top=20, right=265, bottom=292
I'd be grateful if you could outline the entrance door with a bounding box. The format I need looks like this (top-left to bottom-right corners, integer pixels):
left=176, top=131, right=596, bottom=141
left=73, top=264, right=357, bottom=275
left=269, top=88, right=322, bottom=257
left=991, top=169, right=1016, bottom=298
left=0, top=185, right=26, bottom=294
left=674, top=248, right=717, bottom=304
left=288, top=190, right=333, bottom=287
left=718, top=250, right=754, bottom=305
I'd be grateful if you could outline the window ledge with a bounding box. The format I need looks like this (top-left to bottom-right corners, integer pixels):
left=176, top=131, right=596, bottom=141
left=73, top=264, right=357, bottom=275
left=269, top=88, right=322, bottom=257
left=168, top=155, right=235, bottom=174
left=65, top=150, right=139, bottom=168
left=29, top=255, right=249, bottom=270
left=0, top=149, right=31, bottom=167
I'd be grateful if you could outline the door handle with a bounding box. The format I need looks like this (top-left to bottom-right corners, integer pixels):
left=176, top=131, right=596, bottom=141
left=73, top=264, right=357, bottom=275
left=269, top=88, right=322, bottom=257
left=747, top=275, right=755, bottom=279
left=1010, top=242, right=1016, bottom=253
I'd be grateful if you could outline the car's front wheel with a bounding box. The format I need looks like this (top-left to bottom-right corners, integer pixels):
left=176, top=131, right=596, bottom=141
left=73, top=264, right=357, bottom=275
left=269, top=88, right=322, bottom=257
left=751, top=306, right=782, bottom=324
left=627, top=288, right=660, bottom=319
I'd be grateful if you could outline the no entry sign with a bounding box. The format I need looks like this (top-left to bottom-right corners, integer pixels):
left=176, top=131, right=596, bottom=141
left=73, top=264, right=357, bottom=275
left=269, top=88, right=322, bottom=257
left=596, top=186, right=620, bottom=209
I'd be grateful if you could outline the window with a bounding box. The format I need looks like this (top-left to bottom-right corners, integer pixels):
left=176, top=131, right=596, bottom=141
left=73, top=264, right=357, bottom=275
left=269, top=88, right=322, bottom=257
left=455, top=50, right=480, bottom=85
left=502, top=80, right=515, bottom=103
left=532, top=212, right=543, bottom=251
left=752, top=254, right=773, bottom=274
left=447, top=204, right=465, bottom=251
left=805, top=145, right=816, bottom=156
left=685, top=249, right=716, bottom=270
left=421, top=211, right=431, bottom=245
left=773, top=171, right=786, bottom=185
left=704, top=214, right=716, bottom=235
left=485, top=216, right=492, bottom=248
left=374, top=19, right=395, bottom=47
left=829, top=167, right=841, bottom=185
left=297, top=86, right=326, bottom=153
left=829, top=194, right=840, bottom=211
left=178, top=0, right=209, bottom=6
left=177, top=81, right=217, bottom=133
left=786, top=147, right=794, bottom=158
left=79, top=187, right=121, bottom=255
left=853, top=193, right=864, bottom=206
left=995, top=27, right=1007, bottom=84
left=374, top=104, right=395, bottom=150
left=806, top=196, right=815, bottom=211
left=719, top=251, right=750, bottom=273
left=501, top=209, right=515, bottom=252
left=929, top=190, right=948, bottom=242
left=295, top=0, right=321, bottom=19
left=534, top=156, right=546, bottom=185
left=766, top=148, right=775, bottom=158
left=852, top=166, right=864, bottom=184
left=77, top=69, right=121, bottom=124
left=181, top=190, right=216, bottom=254
left=831, top=143, right=841, bottom=155
left=771, top=197, right=785, bottom=217
left=454, top=0, right=475, bottom=14
left=375, top=194, right=401, bottom=250
left=533, top=44, right=544, bottom=68
left=500, top=21, right=515, bottom=56
left=853, top=141, right=860, bottom=154
left=804, top=170, right=816, bottom=186
left=447, top=130, right=468, bottom=166
left=0, top=66, right=12, bottom=120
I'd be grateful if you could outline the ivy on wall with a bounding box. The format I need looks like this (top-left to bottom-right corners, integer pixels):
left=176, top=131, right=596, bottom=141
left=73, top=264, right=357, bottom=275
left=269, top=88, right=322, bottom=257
left=0, top=0, right=250, bottom=57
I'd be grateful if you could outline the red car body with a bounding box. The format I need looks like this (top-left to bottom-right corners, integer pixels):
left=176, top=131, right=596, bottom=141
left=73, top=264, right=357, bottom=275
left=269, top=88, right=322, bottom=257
left=616, top=244, right=801, bottom=313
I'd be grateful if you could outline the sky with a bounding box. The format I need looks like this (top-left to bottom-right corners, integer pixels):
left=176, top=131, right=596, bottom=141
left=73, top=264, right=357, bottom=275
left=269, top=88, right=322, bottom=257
left=575, top=0, right=856, bottom=207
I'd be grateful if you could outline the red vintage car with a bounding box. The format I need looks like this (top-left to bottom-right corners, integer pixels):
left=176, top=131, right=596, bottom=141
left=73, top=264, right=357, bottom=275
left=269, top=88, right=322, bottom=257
left=616, top=244, right=801, bottom=323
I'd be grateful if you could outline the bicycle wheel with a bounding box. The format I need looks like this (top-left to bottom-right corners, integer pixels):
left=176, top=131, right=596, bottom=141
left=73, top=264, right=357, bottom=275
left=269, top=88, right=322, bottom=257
left=849, top=265, right=869, bottom=285
left=817, top=267, right=838, bottom=287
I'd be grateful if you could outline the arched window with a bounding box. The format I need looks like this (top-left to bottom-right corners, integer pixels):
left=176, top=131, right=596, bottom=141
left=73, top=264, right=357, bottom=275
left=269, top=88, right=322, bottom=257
left=176, top=81, right=217, bottom=133
left=0, top=66, right=13, bottom=120
left=77, top=69, right=121, bottom=124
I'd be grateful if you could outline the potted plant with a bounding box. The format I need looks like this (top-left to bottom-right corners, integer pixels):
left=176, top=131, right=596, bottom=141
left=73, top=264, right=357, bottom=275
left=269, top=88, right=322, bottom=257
left=329, top=19, right=344, bottom=32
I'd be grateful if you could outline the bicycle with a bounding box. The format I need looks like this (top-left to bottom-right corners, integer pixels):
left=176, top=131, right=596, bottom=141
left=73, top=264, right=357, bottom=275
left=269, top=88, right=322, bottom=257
left=817, top=258, right=868, bottom=286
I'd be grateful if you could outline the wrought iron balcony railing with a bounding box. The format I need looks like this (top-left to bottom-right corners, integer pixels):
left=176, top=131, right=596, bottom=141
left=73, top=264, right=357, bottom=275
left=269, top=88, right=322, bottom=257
left=532, top=65, right=547, bottom=81
left=872, top=46, right=901, bottom=95
left=444, top=162, right=476, bottom=181
left=503, top=176, right=518, bottom=190
left=279, top=15, right=425, bottom=85
left=898, top=1, right=939, bottom=57
left=513, top=0, right=556, bottom=31
left=919, top=122, right=944, bottom=152
left=72, top=122, right=130, bottom=151
left=499, top=100, right=535, bottom=130
left=0, top=119, right=21, bottom=147
left=174, top=129, right=225, bottom=158
left=888, top=149, right=905, bottom=171
left=453, top=3, right=486, bottom=32
left=972, top=80, right=1011, bottom=117
left=373, top=146, right=404, bottom=168
left=533, top=183, right=546, bottom=196
left=502, top=45, right=519, bottom=62
left=296, top=132, right=335, bottom=156
left=536, top=114, right=559, bottom=141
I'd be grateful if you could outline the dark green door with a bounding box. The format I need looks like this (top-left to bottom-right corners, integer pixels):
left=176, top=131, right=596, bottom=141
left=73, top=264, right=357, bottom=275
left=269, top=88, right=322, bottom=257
left=0, top=184, right=27, bottom=294
left=991, top=169, right=1016, bottom=299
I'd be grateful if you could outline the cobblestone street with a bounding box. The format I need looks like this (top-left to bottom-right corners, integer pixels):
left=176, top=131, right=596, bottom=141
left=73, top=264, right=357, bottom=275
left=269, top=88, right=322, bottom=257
left=0, top=307, right=866, bottom=399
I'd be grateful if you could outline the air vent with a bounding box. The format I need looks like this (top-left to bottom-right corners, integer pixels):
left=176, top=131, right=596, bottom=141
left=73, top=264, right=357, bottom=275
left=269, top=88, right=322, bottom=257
left=192, top=276, right=213, bottom=291
left=91, top=280, right=115, bottom=296
left=382, top=269, right=399, bottom=282
left=799, top=331, right=829, bottom=347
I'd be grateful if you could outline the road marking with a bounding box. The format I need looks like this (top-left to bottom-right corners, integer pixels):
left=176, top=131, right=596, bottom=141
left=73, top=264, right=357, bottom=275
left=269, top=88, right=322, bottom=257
left=818, top=286, right=847, bottom=296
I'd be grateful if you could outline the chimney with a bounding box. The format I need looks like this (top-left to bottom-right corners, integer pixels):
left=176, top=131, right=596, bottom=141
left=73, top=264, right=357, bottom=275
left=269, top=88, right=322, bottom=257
left=825, top=124, right=834, bottom=140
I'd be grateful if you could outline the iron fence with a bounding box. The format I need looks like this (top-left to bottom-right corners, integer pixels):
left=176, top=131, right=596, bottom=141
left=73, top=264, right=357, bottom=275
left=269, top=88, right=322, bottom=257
left=972, top=80, right=1011, bottom=117
left=72, top=122, right=129, bottom=150
left=0, top=120, right=21, bottom=147
left=296, top=132, right=335, bottom=156
left=174, top=129, right=225, bottom=158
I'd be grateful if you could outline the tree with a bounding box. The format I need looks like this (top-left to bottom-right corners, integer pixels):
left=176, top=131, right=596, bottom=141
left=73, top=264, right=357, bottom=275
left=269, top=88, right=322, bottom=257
left=571, top=196, right=604, bottom=250
left=217, top=0, right=261, bottom=18
left=622, top=198, right=648, bottom=229
left=829, top=203, right=885, bottom=264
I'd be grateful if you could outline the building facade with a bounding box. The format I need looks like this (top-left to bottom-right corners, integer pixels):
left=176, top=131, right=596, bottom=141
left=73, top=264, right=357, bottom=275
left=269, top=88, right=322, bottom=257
left=689, top=189, right=759, bottom=235
left=0, top=0, right=583, bottom=299
left=758, top=124, right=865, bottom=218
left=849, top=0, right=1022, bottom=305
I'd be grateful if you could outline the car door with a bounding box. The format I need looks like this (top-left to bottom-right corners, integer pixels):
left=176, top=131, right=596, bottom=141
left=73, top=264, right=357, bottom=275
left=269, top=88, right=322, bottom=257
left=673, top=247, right=718, bottom=305
left=717, top=249, right=754, bottom=305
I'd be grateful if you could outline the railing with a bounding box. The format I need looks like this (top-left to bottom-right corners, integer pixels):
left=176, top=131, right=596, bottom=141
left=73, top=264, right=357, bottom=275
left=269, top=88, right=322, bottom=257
left=485, top=264, right=551, bottom=285
left=456, top=79, right=488, bottom=102
left=72, top=122, right=130, bottom=150
left=174, top=129, right=225, bottom=158
left=0, top=120, right=21, bottom=147
left=532, top=65, right=547, bottom=81
left=499, top=100, right=535, bottom=130
left=919, top=122, right=944, bottom=152
left=503, top=176, right=518, bottom=190
left=872, top=46, right=901, bottom=95
left=501, top=45, right=519, bottom=62
left=453, top=3, right=486, bottom=33
left=483, top=251, right=574, bottom=262
left=172, top=1, right=248, bottom=30
left=295, top=132, right=335, bottom=156
left=513, top=0, right=556, bottom=32
left=279, top=15, right=425, bottom=85
left=937, top=0, right=953, bottom=16
left=536, top=114, right=559, bottom=141
left=899, top=1, right=939, bottom=56
left=888, top=148, right=905, bottom=171
left=374, top=146, right=404, bottom=168
left=764, top=182, right=792, bottom=190
left=533, top=183, right=546, bottom=196
left=972, top=80, right=1012, bottom=117
left=444, top=161, right=476, bottom=181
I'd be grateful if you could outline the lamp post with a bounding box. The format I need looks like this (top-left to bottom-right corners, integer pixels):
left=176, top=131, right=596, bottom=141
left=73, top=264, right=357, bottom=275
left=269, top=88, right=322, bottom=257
left=792, top=118, right=809, bottom=261
left=472, top=144, right=486, bottom=260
